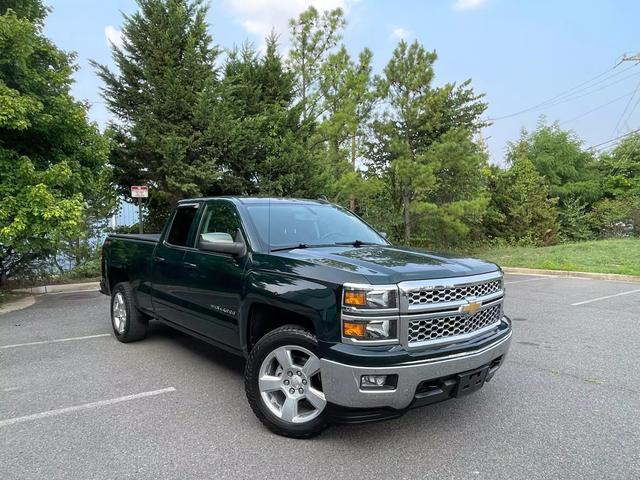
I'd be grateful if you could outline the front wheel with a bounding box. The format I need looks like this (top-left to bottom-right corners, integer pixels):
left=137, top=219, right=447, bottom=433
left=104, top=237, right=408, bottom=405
left=244, top=325, right=327, bottom=438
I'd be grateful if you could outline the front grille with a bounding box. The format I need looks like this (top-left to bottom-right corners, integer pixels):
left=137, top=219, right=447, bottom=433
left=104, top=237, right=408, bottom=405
left=407, top=304, right=502, bottom=344
left=407, top=279, right=502, bottom=306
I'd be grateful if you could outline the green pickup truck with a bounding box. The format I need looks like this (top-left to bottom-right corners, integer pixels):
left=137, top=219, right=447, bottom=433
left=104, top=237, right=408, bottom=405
left=100, top=197, right=511, bottom=438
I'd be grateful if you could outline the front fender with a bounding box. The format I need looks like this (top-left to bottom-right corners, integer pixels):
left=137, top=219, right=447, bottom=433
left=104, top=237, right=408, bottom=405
left=240, top=270, right=341, bottom=353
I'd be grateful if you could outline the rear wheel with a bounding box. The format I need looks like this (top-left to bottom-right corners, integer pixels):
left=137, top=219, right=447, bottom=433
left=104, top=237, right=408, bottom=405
left=110, top=282, right=148, bottom=343
left=244, top=325, right=327, bottom=438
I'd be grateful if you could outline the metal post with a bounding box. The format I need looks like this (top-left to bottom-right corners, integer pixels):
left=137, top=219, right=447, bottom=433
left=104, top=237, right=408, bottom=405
left=138, top=197, right=144, bottom=234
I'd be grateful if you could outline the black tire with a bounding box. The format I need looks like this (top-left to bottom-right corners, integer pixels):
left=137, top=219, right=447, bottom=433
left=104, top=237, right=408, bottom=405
left=110, top=282, right=148, bottom=343
left=244, top=325, right=328, bottom=439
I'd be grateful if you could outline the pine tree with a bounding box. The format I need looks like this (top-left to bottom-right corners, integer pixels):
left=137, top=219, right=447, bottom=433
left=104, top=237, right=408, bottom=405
left=369, top=40, right=488, bottom=245
left=318, top=46, right=374, bottom=210
left=93, top=0, right=219, bottom=227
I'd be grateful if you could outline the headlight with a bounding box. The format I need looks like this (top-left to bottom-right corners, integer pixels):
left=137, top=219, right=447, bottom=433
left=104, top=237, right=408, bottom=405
left=341, top=284, right=399, bottom=344
left=342, top=317, right=397, bottom=341
left=343, top=284, right=398, bottom=310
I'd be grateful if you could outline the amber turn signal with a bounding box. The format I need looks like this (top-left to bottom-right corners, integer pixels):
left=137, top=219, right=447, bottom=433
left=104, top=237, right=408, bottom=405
left=343, top=321, right=366, bottom=338
left=344, top=291, right=367, bottom=306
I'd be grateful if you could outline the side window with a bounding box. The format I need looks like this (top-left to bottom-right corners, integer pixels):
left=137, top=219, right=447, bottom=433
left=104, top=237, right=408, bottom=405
left=166, top=206, right=198, bottom=247
left=198, top=202, right=241, bottom=246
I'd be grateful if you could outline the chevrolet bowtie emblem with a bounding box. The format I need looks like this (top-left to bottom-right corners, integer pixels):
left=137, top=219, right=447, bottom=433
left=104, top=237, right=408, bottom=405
left=459, top=300, right=481, bottom=316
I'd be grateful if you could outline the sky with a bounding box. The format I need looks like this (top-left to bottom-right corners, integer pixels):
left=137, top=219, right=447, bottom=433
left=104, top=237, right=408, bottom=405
left=43, top=0, right=640, bottom=164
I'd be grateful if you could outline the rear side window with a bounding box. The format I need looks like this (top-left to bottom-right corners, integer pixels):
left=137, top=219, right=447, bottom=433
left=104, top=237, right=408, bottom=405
left=167, top=206, right=198, bottom=247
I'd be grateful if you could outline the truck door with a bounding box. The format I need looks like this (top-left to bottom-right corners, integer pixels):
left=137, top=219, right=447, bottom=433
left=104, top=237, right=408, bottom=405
left=180, top=200, right=247, bottom=348
left=151, top=203, right=199, bottom=326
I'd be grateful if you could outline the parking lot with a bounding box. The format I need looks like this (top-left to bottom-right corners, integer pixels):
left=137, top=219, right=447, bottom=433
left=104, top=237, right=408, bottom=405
left=1, top=273, right=639, bottom=479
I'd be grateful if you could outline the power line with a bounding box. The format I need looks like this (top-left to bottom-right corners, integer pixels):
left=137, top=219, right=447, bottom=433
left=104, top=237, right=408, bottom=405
left=488, top=62, right=639, bottom=122
left=611, top=77, right=640, bottom=136
left=559, top=90, right=636, bottom=125
left=587, top=128, right=640, bottom=151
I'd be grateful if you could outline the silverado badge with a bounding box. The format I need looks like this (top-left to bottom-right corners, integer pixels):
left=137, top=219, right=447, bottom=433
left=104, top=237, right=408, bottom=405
left=459, top=299, right=481, bottom=316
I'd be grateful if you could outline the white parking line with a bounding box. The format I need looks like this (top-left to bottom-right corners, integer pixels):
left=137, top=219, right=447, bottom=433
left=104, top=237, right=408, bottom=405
left=571, top=288, right=640, bottom=306
left=505, top=277, right=550, bottom=285
left=0, top=387, right=176, bottom=427
left=0, top=333, right=111, bottom=350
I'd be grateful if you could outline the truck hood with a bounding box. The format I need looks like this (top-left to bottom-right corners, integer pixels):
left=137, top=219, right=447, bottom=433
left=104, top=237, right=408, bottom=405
left=275, top=245, right=499, bottom=284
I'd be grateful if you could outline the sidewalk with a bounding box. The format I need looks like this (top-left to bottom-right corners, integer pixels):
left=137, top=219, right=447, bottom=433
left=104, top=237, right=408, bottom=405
left=12, top=282, right=100, bottom=295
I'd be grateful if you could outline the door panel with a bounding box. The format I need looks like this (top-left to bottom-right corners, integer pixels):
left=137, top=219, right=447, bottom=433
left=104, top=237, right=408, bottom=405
left=151, top=204, right=199, bottom=326
left=181, top=249, right=246, bottom=348
left=178, top=200, right=247, bottom=348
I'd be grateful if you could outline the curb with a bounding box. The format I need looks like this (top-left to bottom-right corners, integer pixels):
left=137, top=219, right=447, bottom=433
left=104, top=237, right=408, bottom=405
left=502, top=267, right=640, bottom=283
left=12, top=281, right=100, bottom=295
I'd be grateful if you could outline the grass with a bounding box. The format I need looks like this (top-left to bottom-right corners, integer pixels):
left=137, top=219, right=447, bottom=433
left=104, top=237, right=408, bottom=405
left=0, top=290, right=29, bottom=307
left=478, top=238, right=640, bottom=276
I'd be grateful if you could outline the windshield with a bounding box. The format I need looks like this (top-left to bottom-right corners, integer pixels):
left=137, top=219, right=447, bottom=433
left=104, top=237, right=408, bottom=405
left=245, top=203, right=387, bottom=250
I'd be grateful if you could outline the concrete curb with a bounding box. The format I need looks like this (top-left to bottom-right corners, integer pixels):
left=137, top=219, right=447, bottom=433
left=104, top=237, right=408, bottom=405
left=502, top=267, right=640, bottom=283
left=12, top=281, right=100, bottom=295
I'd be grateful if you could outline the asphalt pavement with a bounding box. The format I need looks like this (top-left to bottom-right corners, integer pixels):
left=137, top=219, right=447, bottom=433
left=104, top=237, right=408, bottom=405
left=1, top=274, right=639, bottom=480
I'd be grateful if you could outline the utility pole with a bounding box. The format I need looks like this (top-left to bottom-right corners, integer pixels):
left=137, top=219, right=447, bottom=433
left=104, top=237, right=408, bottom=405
left=618, top=53, right=640, bottom=65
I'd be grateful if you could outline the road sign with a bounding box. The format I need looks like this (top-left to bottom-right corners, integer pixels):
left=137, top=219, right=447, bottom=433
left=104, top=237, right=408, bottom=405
left=131, top=186, right=148, bottom=198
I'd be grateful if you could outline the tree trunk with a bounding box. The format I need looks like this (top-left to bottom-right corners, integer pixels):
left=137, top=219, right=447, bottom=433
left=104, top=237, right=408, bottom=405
left=402, top=190, right=411, bottom=244
left=349, top=132, right=356, bottom=211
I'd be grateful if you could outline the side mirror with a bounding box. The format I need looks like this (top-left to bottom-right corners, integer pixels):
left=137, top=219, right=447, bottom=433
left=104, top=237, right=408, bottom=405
left=379, top=231, right=388, bottom=239
left=198, top=229, right=247, bottom=257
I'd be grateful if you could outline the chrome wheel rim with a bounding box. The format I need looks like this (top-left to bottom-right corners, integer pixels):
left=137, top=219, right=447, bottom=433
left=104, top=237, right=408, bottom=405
left=112, top=292, right=127, bottom=334
left=258, top=345, right=326, bottom=424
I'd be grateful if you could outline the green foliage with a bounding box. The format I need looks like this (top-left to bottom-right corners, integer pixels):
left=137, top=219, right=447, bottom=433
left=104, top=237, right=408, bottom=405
left=590, top=198, right=639, bottom=238
left=0, top=2, right=111, bottom=284
left=508, top=119, right=600, bottom=205
left=198, top=38, right=322, bottom=198
left=287, top=6, right=345, bottom=126
left=558, top=198, right=595, bottom=242
left=93, top=0, right=219, bottom=227
left=485, top=154, right=559, bottom=246
left=368, top=40, right=488, bottom=247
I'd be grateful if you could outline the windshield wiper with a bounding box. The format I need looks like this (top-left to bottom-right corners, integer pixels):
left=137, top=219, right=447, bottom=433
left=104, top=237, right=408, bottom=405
left=270, top=243, right=310, bottom=252
left=334, top=240, right=381, bottom=247
left=270, top=242, right=341, bottom=252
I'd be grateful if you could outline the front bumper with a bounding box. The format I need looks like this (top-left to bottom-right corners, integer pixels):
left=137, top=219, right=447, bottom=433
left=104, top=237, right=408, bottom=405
left=321, top=327, right=511, bottom=410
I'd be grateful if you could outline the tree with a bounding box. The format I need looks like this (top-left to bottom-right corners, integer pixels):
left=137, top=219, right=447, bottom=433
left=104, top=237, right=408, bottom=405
left=287, top=7, right=345, bottom=128
left=512, top=119, right=600, bottom=205
left=318, top=46, right=374, bottom=210
left=197, top=37, right=323, bottom=198
left=0, top=1, right=110, bottom=284
left=593, top=133, right=640, bottom=236
left=599, top=133, right=640, bottom=200
left=368, top=40, right=488, bottom=245
left=93, top=0, right=219, bottom=228
left=486, top=148, right=559, bottom=245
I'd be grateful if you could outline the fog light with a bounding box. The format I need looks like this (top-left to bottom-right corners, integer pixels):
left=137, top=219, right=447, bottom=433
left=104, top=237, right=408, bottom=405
left=361, top=375, right=387, bottom=388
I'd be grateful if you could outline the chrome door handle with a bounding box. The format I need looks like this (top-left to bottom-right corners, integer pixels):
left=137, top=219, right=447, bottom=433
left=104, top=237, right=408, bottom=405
left=153, top=256, right=166, bottom=263
left=183, top=262, right=197, bottom=269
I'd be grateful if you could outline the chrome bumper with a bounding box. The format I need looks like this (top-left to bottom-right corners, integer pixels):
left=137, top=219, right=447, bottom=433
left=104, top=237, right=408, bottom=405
left=321, top=329, right=512, bottom=410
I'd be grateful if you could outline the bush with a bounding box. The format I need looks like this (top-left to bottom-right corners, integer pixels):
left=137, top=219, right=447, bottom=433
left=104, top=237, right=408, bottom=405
left=591, top=198, right=639, bottom=238
left=558, top=198, right=595, bottom=242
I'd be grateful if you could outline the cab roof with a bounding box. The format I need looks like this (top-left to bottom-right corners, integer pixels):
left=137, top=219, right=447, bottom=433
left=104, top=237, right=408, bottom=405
left=177, top=196, right=330, bottom=205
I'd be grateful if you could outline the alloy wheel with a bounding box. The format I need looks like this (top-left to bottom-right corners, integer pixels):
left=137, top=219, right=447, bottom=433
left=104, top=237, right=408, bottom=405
left=258, top=345, right=326, bottom=424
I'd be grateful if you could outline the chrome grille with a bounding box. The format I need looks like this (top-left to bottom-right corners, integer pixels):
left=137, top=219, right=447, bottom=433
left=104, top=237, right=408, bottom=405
left=407, top=304, right=502, bottom=344
left=407, top=279, right=502, bottom=306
